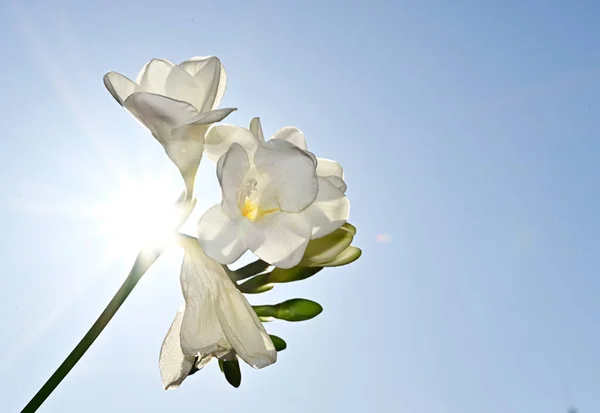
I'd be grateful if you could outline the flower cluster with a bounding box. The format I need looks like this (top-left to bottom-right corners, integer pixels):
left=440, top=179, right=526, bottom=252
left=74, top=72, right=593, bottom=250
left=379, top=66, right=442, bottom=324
left=104, top=56, right=361, bottom=389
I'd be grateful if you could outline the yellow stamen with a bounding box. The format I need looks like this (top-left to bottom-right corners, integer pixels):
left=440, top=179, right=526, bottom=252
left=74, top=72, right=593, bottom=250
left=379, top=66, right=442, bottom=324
left=241, top=200, right=279, bottom=222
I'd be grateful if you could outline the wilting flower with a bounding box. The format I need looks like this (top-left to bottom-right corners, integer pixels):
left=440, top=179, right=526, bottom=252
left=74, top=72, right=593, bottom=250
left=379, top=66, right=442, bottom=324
left=197, top=119, right=350, bottom=268
left=159, top=236, right=276, bottom=389
left=103, top=57, right=235, bottom=197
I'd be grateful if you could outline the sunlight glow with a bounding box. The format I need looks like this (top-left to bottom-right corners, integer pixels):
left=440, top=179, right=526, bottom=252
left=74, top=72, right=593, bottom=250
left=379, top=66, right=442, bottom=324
left=97, top=180, right=183, bottom=258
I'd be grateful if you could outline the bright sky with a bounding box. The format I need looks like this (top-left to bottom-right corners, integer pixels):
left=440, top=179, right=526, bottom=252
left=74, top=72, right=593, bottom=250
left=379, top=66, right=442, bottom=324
left=1, top=1, right=599, bottom=412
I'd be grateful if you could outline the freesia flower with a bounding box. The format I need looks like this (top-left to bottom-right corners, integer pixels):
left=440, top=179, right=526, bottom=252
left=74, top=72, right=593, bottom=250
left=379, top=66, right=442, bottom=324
left=103, top=57, right=235, bottom=197
left=159, top=236, right=276, bottom=389
left=197, top=119, right=350, bottom=268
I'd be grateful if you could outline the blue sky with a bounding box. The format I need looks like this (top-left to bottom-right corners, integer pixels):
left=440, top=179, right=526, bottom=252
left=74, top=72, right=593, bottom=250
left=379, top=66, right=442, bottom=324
left=1, top=0, right=599, bottom=412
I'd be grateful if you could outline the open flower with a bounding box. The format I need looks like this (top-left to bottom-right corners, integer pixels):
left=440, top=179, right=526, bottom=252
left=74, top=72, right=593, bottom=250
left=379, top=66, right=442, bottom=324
left=103, top=57, right=235, bottom=197
left=159, top=236, right=276, bottom=389
left=197, top=119, right=350, bottom=268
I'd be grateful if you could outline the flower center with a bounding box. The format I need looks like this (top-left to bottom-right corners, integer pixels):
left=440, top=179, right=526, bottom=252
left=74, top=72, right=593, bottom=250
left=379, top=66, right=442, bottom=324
left=239, top=178, right=279, bottom=222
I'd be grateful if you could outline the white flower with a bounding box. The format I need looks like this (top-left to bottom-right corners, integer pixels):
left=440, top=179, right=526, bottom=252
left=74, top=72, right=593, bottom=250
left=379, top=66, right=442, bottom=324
left=197, top=118, right=350, bottom=268
left=159, top=236, right=276, bottom=390
left=103, top=57, right=235, bottom=197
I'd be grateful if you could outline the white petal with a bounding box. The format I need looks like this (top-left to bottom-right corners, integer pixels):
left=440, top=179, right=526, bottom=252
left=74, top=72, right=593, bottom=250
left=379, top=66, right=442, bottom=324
left=304, top=177, right=350, bottom=239
left=205, top=125, right=261, bottom=162
left=243, top=212, right=312, bottom=268
left=159, top=305, right=196, bottom=390
left=136, top=58, right=176, bottom=95
left=179, top=56, right=227, bottom=111
left=179, top=239, right=275, bottom=369
left=215, top=274, right=276, bottom=368
left=165, top=66, right=208, bottom=110
left=217, top=143, right=250, bottom=217
left=325, top=176, right=347, bottom=193
left=189, top=108, right=236, bottom=125
left=123, top=92, right=206, bottom=196
left=316, top=158, right=344, bottom=179
left=123, top=92, right=199, bottom=134
left=197, top=204, right=246, bottom=264
left=254, top=140, right=318, bottom=213
left=249, top=117, right=265, bottom=142
left=103, top=72, right=138, bottom=105
left=179, top=241, right=231, bottom=358
left=271, top=126, right=307, bottom=150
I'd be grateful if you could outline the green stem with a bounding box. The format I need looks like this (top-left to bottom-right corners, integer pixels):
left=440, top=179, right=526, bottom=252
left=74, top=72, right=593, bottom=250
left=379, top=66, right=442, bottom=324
left=21, top=248, right=162, bottom=413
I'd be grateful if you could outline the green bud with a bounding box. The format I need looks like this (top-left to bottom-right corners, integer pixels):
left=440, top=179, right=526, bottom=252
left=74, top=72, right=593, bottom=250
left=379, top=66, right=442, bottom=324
left=268, top=266, right=323, bottom=283
left=233, top=259, right=270, bottom=281
left=300, top=226, right=354, bottom=267
left=219, top=358, right=242, bottom=388
left=253, top=305, right=276, bottom=318
left=274, top=299, right=323, bottom=322
left=238, top=273, right=274, bottom=294
left=321, top=246, right=361, bottom=267
left=341, top=222, right=357, bottom=236
left=269, top=335, right=287, bottom=352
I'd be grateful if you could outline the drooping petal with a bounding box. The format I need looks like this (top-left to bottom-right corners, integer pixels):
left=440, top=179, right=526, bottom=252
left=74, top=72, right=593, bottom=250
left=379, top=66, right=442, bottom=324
left=316, top=158, right=344, bottom=179
left=249, top=117, right=265, bottom=142
left=179, top=56, right=227, bottom=111
left=103, top=72, right=138, bottom=105
left=179, top=241, right=231, bottom=358
left=254, top=139, right=318, bottom=213
left=271, top=126, right=307, bottom=150
left=242, top=211, right=313, bottom=268
left=197, top=204, right=246, bottom=264
left=215, top=272, right=277, bottom=368
left=159, top=305, right=196, bottom=390
left=303, top=177, right=350, bottom=239
left=205, top=125, right=261, bottom=162
left=123, top=92, right=206, bottom=197
left=178, top=237, right=275, bottom=369
left=217, top=143, right=250, bottom=217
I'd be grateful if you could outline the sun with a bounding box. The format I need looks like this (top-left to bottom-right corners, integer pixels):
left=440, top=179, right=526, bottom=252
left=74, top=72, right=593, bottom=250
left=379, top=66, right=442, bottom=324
left=95, top=176, right=185, bottom=261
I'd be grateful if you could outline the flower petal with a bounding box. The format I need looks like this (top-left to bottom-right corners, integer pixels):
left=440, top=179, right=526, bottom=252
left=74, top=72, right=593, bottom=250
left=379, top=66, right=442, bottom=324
left=243, top=212, right=312, bottom=268
left=205, top=125, right=261, bottom=162
left=197, top=204, right=247, bottom=264
left=179, top=56, right=227, bottom=111
left=303, top=177, right=350, bottom=239
left=189, top=108, right=236, bottom=125
left=179, top=241, right=231, bottom=358
left=271, top=126, right=307, bottom=150
left=103, top=72, right=138, bottom=105
left=123, top=92, right=199, bottom=133
left=316, top=158, right=344, bottom=179
left=249, top=117, right=265, bottom=142
left=136, top=58, right=175, bottom=95
left=215, top=273, right=277, bottom=368
left=123, top=92, right=205, bottom=196
left=325, top=176, right=347, bottom=193
left=159, top=305, right=196, bottom=390
left=254, top=139, right=318, bottom=213
left=217, top=142, right=250, bottom=217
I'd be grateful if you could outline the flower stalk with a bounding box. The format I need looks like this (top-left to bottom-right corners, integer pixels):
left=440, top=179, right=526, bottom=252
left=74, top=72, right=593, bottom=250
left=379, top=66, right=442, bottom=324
left=21, top=248, right=161, bottom=413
